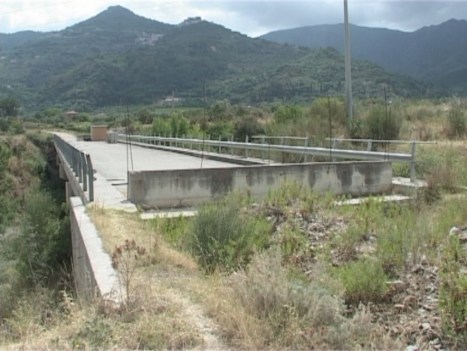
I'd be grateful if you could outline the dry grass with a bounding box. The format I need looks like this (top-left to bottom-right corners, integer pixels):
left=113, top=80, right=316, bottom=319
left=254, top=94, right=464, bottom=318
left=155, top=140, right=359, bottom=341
left=88, top=205, right=197, bottom=272
left=0, top=207, right=211, bottom=350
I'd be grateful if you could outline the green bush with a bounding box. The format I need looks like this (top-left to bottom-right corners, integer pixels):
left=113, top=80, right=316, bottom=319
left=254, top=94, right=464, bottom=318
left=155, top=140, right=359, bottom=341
left=234, top=116, right=264, bottom=142
left=336, top=258, right=388, bottom=305
left=439, top=235, right=467, bottom=346
left=190, top=193, right=271, bottom=273
left=15, top=190, right=71, bottom=285
left=416, top=147, right=466, bottom=193
left=446, top=107, right=466, bottom=138
left=232, top=248, right=344, bottom=347
left=365, top=105, right=401, bottom=140
left=274, top=105, right=303, bottom=124
left=152, top=117, right=171, bottom=136
left=308, top=97, right=346, bottom=125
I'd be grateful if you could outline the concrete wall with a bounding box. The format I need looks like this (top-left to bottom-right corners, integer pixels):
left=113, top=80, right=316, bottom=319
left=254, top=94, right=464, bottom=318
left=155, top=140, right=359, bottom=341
left=70, top=197, right=121, bottom=303
left=91, top=125, right=108, bottom=141
left=128, top=161, right=392, bottom=209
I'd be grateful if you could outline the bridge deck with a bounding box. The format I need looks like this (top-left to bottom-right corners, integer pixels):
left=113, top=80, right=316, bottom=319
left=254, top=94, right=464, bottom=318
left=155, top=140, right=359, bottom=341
left=69, top=140, right=239, bottom=203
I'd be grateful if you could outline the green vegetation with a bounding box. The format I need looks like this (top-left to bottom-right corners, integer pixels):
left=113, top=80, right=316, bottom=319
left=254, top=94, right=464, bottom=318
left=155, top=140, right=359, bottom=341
left=0, top=6, right=428, bottom=110
left=261, top=20, right=467, bottom=94
left=336, top=258, right=388, bottom=305
left=440, top=235, right=467, bottom=346
left=190, top=194, right=271, bottom=273
left=0, top=133, right=70, bottom=330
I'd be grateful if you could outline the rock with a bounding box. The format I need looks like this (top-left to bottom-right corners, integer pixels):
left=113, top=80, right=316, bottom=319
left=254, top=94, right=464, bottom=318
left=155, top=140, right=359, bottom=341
left=459, top=231, right=467, bottom=242
left=394, top=304, right=406, bottom=310
left=421, top=322, right=431, bottom=331
left=411, top=264, right=424, bottom=274
left=406, top=345, right=419, bottom=351
left=403, top=295, right=417, bottom=307
left=449, top=226, right=459, bottom=236
left=421, top=304, right=434, bottom=311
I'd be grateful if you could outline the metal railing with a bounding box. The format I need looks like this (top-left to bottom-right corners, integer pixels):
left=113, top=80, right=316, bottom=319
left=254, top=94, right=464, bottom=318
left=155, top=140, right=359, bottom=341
left=326, top=138, right=436, bottom=151
left=54, top=134, right=94, bottom=202
left=118, top=134, right=417, bottom=182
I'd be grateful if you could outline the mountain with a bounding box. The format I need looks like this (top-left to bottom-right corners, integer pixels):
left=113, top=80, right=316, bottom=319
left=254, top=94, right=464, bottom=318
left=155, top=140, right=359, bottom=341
left=0, top=31, right=49, bottom=50
left=0, top=6, right=429, bottom=110
left=261, top=19, right=467, bottom=93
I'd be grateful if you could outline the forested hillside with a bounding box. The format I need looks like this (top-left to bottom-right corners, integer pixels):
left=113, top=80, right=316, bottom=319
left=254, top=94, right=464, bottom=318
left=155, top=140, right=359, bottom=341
left=261, top=19, right=467, bottom=93
left=0, top=6, right=429, bottom=110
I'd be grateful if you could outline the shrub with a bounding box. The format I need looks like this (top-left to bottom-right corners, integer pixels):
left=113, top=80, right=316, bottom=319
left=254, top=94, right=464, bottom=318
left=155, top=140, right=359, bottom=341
left=231, top=248, right=344, bottom=347
left=365, top=105, right=401, bottom=140
left=274, top=105, right=303, bottom=124
left=446, top=107, right=466, bottom=138
left=152, top=117, right=171, bottom=136
left=111, top=239, right=147, bottom=305
left=417, top=147, right=466, bottom=194
left=377, top=223, right=407, bottom=276
left=234, top=116, right=264, bottom=142
left=190, top=193, right=271, bottom=273
left=336, top=258, right=388, bottom=305
left=309, top=97, right=346, bottom=126
left=15, top=190, right=71, bottom=286
left=73, top=317, right=114, bottom=349
left=439, top=235, right=467, bottom=346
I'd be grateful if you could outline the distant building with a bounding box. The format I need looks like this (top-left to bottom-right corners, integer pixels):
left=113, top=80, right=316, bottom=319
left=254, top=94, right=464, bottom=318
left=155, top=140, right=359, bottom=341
left=65, top=110, right=78, bottom=118
left=179, top=17, right=202, bottom=26
left=158, top=95, right=183, bottom=107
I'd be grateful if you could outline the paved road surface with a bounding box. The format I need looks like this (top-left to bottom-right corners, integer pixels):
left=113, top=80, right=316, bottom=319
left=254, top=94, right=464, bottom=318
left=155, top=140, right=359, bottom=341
left=70, top=140, right=238, bottom=200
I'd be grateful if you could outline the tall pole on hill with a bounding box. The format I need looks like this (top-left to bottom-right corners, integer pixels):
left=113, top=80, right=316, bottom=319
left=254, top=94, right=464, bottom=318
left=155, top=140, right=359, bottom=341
left=344, top=0, right=353, bottom=123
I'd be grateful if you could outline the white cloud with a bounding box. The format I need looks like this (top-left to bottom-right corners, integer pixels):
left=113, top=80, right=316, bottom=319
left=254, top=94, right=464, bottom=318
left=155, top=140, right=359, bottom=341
left=1, top=0, right=466, bottom=35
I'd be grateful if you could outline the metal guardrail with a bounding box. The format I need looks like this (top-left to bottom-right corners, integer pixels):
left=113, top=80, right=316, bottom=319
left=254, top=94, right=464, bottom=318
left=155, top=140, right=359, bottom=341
left=53, top=134, right=94, bottom=202
left=326, top=137, right=435, bottom=151
left=118, top=134, right=417, bottom=182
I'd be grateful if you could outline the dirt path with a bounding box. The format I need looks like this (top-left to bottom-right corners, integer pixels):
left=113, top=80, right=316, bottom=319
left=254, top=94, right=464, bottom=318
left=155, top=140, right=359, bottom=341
left=167, top=287, right=226, bottom=350
left=150, top=269, right=227, bottom=350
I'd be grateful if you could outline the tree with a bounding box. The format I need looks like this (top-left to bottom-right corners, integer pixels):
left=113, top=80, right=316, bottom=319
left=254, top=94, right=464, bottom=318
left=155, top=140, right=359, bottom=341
left=0, top=98, right=20, bottom=117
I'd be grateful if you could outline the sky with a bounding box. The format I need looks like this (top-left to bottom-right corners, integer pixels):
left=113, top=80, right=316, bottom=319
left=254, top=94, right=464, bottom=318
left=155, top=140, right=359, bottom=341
left=1, top=0, right=467, bottom=37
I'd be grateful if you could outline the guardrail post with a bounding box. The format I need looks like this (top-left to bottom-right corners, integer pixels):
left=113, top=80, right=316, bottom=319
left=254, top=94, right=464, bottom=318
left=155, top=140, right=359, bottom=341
left=261, top=136, right=265, bottom=160
left=331, top=139, right=337, bottom=162
left=245, top=136, right=249, bottom=158
left=77, top=151, right=83, bottom=184
left=218, top=136, right=221, bottom=154
left=86, top=154, right=94, bottom=202
left=81, top=152, right=87, bottom=192
left=281, top=137, right=285, bottom=163
left=230, top=136, right=234, bottom=155
left=367, top=139, right=372, bottom=151
left=72, top=149, right=78, bottom=176
left=304, top=136, right=309, bottom=163
left=410, top=141, right=417, bottom=183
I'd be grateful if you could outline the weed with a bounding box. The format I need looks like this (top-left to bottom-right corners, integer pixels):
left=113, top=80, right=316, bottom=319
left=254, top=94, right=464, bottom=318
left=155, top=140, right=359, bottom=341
left=278, top=223, right=312, bottom=264
left=336, top=258, right=388, bottom=305
left=111, top=239, right=146, bottom=306
left=439, top=235, right=467, bottom=347
left=446, top=107, right=466, bottom=138
left=72, top=317, right=113, bottom=349
left=231, top=248, right=346, bottom=348
left=190, top=193, right=270, bottom=273
left=365, top=104, right=402, bottom=140
left=332, top=225, right=364, bottom=263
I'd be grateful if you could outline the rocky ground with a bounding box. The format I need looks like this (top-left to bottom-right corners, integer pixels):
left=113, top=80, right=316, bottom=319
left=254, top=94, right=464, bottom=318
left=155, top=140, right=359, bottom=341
left=260, top=202, right=467, bottom=351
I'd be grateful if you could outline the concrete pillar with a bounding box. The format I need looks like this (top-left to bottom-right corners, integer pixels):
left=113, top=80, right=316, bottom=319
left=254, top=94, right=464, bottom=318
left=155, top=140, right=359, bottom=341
left=59, top=162, right=67, bottom=180
left=65, top=182, right=73, bottom=205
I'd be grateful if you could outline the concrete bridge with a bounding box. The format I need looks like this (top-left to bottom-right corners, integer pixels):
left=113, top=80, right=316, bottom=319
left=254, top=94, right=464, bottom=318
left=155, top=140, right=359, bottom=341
left=55, top=133, right=393, bottom=210
left=53, top=132, right=396, bottom=303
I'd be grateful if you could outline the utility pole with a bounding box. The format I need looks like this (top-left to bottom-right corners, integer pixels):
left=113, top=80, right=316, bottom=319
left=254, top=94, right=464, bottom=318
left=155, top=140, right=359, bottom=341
left=344, top=0, right=353, bottom=123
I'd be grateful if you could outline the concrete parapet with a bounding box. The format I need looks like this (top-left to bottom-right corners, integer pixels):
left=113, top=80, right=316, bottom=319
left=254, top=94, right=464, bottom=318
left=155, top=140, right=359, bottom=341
left=70, top=197, right=121, bottom=303
left=128, top=161, right=392, bottom=209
